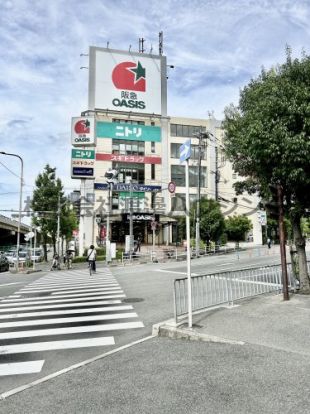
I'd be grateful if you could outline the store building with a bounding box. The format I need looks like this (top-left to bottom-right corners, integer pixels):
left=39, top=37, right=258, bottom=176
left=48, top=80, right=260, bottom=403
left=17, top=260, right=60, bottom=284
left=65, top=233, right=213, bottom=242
left=71, top=45, right=262, bottom=255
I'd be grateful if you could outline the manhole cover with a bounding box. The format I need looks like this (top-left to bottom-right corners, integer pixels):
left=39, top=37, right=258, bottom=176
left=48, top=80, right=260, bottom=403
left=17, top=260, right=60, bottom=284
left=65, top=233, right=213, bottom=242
left=123, top=298, right=144, bottom=303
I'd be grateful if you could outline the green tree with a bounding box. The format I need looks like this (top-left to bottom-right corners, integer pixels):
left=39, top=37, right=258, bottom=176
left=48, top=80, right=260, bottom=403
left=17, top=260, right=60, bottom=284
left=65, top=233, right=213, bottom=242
left=223, top=48, right=310, bottom=292
left=193, top=198, right=225, bottom=244
left=225, top=215, right=252, bottom=246
left=31, top=165, right=76, bottom=260
left=176, top=198, right=225, bottom=245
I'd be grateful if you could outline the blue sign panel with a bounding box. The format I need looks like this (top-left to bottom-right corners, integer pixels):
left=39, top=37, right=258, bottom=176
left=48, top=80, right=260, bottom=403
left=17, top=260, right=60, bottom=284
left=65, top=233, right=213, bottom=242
left=179, top=139, right=191, bottom=163
left=72, top=167, right=94, bottom=177
left=94, top=183, right=162, bottom=192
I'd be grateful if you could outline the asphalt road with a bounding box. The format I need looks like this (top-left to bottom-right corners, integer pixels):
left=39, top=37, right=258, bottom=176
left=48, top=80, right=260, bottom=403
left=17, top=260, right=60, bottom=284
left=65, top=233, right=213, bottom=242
left=0, top=245, right=308, bottom=410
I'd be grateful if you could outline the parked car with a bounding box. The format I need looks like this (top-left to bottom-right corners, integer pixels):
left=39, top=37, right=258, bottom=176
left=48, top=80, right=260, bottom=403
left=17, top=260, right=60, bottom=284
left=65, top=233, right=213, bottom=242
left=5, top=250, right=16, bottom=264
left=0, top=254, right=9, bottom=272
left=11, top=251, right=30, bottom=263
left=30, top=249, right=43, bottom=262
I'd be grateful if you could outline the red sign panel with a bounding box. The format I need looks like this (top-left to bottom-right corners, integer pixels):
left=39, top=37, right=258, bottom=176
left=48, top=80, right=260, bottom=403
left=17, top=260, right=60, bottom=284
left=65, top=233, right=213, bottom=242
left=96, top=153, right=161, bottom=164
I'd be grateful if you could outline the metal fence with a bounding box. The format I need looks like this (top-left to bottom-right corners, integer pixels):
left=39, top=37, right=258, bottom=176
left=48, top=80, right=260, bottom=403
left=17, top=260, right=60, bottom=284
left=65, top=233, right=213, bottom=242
left=121, top=244, right=236, bottom=265
left=173, top=263, right=303, bottom=324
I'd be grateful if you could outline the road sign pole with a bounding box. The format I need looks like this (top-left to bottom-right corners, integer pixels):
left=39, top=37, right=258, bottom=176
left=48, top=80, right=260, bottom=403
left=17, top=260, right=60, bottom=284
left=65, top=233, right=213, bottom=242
left=185, top=158, right=192, bottom=328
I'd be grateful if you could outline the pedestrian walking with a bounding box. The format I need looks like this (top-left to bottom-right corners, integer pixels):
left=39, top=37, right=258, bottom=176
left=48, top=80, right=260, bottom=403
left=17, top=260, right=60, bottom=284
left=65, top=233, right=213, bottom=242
left=267, top=238, right=271, bottom=249
left=136, top=235, right=142, bottom=252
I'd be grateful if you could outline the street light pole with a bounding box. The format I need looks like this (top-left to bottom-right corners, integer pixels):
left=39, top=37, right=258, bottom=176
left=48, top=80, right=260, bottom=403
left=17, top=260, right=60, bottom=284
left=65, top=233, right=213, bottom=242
left=129, top=178, right=133, bottom=253
left=194, top=132, right=208, bottom=257
left=56, top=194, right=61, bottom=255
left=0, top=152, right=23, bottom=271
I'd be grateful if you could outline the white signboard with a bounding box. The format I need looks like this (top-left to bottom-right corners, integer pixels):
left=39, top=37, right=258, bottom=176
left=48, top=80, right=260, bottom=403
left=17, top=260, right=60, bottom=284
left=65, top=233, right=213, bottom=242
left=71, top=117, right=95, bottom=147
left=88, top=47, right=166, bottom=115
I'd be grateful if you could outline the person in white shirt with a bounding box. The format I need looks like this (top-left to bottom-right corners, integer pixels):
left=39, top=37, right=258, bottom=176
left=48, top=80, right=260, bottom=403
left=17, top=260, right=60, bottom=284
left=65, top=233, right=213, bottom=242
left=87, top=245, right=97, bottom=272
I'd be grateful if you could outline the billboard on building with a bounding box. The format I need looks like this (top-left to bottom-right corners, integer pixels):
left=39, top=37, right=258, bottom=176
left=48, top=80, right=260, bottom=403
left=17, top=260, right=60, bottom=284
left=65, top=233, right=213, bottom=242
left=71, top=149, right=95, bottom=179
left=71, top=116, right=96, bottom=146
left=88, top=47, right=167, bottom=115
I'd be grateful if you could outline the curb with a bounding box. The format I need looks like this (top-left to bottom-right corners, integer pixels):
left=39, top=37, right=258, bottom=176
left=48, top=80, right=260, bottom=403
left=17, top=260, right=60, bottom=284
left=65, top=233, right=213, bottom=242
left=152, top=320, right=244, bottom=345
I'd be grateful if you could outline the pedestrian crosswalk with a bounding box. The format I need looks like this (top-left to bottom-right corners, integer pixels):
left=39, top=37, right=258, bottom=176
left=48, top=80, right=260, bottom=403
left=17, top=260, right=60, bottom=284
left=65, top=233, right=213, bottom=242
left=0, top=267, right=144, bottom=377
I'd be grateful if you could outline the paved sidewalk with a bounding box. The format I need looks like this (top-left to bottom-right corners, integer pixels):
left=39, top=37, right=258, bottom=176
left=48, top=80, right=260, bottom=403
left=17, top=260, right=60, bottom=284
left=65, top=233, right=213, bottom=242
left=154, top=293, right=310, bottom=356
left=1, top=293, right=309, bottom=414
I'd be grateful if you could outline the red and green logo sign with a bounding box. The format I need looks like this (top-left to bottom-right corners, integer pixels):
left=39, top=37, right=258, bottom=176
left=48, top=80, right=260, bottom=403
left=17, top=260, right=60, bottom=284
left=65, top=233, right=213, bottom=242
left=112, top=61, right=146, bottom=92
left=74, top=119, right=90, bottom=134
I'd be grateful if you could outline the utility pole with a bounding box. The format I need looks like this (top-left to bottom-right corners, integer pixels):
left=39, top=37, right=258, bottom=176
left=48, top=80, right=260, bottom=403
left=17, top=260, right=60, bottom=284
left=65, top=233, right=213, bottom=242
left=215, top=146, right=219, bottom=201
left=56, top=194, right=61, bottom=255
left=195, top=132, right=208, bottom=257
left=129, top=178, right=134, bottom=254
left=277, top=184, right=289, bottom=301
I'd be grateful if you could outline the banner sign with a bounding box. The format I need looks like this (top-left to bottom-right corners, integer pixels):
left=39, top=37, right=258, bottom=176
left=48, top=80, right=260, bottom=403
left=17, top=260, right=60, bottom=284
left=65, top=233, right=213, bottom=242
left=72, top=149, right=95, bottom=159
left=71, top=117, right=96, bottom=147
left=96, top=153, right=161, bottom=164
left=72, top=167, right=94, bottom=177
left=88, top=47, right=166, bottom=115
left=94, top=183, right=161, bottom=192
left=123, top=213, right=159, bottom=222
left=71, top=148, right=95, bottom=179
left=96, top=122, right=161, bottom=142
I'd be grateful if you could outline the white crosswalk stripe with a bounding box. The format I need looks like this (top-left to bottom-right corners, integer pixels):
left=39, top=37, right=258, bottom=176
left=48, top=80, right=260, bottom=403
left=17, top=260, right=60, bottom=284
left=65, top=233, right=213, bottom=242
left=0, top=267, right=144, bottom=377
left=0, top=361, right=45, bottom=376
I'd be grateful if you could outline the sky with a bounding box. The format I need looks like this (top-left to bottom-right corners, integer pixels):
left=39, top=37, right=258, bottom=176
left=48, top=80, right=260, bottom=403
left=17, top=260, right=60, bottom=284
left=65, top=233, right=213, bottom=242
left=1, top=0, right=310, bottom=221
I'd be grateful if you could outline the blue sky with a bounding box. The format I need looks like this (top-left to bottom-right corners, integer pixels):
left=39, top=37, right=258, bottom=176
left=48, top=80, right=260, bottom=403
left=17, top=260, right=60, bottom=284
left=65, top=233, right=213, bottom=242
left=1, top=0, right=310, bottom=220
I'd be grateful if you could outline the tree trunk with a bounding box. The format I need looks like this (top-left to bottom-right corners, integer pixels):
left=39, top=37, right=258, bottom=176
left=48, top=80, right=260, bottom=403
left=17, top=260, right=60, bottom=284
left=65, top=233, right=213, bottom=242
left=292, top=215, right=310, bottom=293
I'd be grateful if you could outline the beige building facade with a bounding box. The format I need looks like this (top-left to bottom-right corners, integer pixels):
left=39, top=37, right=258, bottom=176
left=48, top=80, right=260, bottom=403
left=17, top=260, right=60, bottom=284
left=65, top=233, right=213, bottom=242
left=74, top=46, right=262, bottom=253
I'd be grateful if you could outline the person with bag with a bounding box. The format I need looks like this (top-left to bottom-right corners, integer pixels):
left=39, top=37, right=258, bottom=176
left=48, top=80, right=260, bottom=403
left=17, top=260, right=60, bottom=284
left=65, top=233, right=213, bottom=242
left=87, top=245, right=97, bottom=273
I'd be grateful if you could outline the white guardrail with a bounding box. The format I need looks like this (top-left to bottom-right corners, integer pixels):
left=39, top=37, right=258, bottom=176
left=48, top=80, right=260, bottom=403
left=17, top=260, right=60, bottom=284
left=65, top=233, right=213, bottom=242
left=173, top=263, right=307, bottom=324
left=121, top=245, right=235, bottom=265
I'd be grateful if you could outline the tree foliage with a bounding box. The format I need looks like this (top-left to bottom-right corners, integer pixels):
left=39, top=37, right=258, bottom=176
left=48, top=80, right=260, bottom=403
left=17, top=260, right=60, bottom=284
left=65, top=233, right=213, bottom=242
left=223, top=48, right=310, bottom=292
left=192, top=198, right=225, bottom=243
left=225, top=215, right=252, bottom=243
left=31, top=165, right=77, bottom=259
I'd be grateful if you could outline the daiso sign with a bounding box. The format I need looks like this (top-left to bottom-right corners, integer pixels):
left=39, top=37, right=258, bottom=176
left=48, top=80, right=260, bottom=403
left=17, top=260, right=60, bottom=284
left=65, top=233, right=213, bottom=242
left=88, top=47, right=167, bottom=115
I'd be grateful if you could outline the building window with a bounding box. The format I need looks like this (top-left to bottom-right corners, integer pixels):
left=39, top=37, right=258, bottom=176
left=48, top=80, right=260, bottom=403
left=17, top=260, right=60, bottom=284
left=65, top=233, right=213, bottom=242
left=171, top=194, right=186, bottom=212
left=170, top=124, right=206, bottom=137
left=170, top=143, right=206, bottom=160
left=113, top=162, right=145, bottom=184
left=151, top=141, right=155, bottom=153
left=189, top=166, right=207, bottom=187
left=112, top=140, right=145, bottom=156
left=171, top=165, right=185, bottom=186
left=170, top=165, right=207, bottom=187
left=151, top=121, right=155, bottom=126
left=151, top=164, right=155, bottom=180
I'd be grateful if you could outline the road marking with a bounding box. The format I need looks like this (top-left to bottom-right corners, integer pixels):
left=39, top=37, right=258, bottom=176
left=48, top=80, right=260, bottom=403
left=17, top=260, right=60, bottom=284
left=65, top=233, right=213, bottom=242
left=0, top=336, right=115, bottom=355
left=0, top=312, right=138, bottom=329
left=0, top=335, right=155, bottom=400
left=214, top=262, right=234, bottom=267
left=0, top=299, right=122, bottom=313
left=21, top=284, right=120, bottom=294
left=0, top=305, right=133, bottom=319
left=22, top=281, right=117, bottom=290
left=155, top=269, right=199, bottom=276
left=0, top=283, right=23, bottom=287
left=1, top=292, right=125, bottom=303
left=0, top=321, right=144, bottom=340
left=51, top=287, right=123, bottom=296
left=22, top=278, right=117, bottom=286
left=0, top=361, right=45, bottom=376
